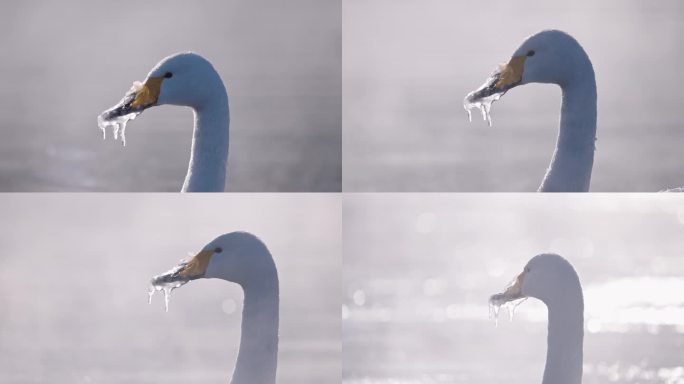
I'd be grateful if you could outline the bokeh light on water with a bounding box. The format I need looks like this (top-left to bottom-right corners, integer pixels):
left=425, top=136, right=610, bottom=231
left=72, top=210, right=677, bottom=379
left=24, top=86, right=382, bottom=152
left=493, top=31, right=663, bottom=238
left=343, top=194, right=684, bottom=383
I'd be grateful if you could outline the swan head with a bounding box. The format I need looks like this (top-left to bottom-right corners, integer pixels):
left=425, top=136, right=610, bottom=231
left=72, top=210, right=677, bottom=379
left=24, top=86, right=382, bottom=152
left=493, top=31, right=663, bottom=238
left=202, top=232, right=277, bottom=288
left=188, top=232, right=275, bottom=287
left=143, top=52, right=227, bottom=109
left=491, top=253, right=583, bottom=308
left=100, top=52, right=227, bottom=125
left=465, top=30, right=592, bottom=107
left=511, top=30, right=591, bottom=87
left=151, top=232, right=277, bottom=291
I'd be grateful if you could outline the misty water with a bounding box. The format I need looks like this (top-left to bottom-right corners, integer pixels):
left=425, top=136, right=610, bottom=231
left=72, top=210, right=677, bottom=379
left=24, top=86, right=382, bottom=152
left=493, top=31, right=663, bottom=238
left=0, top=1, right=341, bottom=192
left=343, top=195, right=684, bottom=384
left=0, top=195, right=341, bottom=383
left=343, top=0, right=684, bottom=191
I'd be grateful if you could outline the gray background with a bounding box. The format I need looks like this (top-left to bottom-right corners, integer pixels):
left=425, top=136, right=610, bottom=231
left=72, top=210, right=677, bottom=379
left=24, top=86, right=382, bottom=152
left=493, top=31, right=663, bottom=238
left=0, top=0, right=341, bottom=192
left=0, top=194, right=341, bottom=383
left=344, top=194, right=684, bottom=383
left=343, top=0, right=684, bottom=191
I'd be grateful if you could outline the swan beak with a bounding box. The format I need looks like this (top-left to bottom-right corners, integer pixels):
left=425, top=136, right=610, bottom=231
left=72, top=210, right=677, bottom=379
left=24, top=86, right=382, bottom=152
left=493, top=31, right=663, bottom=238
left=178, top=249, right=216, bottom=279
left=501, top=271, right=525, bottom=299
left=494, top=56, right=526, bottom=90
left=99, top=77, right=165, bottom=122
left=129, top=77, right=164, bottom=110
left=466, top=55, right=527, bottom=102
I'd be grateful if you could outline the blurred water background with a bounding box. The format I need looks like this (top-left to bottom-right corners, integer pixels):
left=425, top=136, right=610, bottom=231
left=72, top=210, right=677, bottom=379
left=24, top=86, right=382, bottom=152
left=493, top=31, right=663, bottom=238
left=343, top=194, right=684, bottom=383
left=343, top=0, right=684, bottom=191
left=0, top=194, right=341, bottom=383
left=0, top=0, right=341, bottom=191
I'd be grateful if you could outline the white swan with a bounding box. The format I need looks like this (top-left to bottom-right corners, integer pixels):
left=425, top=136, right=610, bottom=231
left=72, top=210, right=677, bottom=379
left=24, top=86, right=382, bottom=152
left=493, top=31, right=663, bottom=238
left=99, top=52, right=229, bottom=192
left=490, top=253, right=584, bottom=384
left=150, top=232, right=279, bottom=384
left=465, top=30, right=596, bottom=192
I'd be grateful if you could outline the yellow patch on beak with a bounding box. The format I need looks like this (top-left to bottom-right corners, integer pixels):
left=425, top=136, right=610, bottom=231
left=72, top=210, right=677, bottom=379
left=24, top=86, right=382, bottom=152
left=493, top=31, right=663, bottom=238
left=503, top=270, right=525, bottom=298
left=495, top=55, right=526, bottom=89
left=130, top=77, right=164, bottom=109
left=178, top=249, right=216, bottom=279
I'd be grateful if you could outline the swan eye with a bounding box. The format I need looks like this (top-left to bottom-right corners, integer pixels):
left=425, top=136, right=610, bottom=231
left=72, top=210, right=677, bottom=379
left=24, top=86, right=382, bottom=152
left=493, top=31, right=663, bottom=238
left=164, top=72, right=173, bottom=79
left=214, top=247, right=223, bottom=253
left=524, top=266, right=531, bottom=273
left=526, top=50, right=535, bottom=57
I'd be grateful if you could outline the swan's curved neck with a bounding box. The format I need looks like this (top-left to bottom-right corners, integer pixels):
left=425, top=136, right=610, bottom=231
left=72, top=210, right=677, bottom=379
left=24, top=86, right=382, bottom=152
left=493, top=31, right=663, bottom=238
left=542, top=287, right=584, bottom=384
left=182, top=95, right=230, bottom=192
left=231, top=274, right=279, bottom=384
left=539, top=67, right=597, bottom=192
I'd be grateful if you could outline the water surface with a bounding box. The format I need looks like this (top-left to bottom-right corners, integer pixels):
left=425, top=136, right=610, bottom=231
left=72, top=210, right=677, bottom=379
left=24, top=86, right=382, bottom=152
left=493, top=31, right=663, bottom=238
left=343, top=0, right=684, bottom=191
left=343, top=194, right=684, bottom=383
left=0, top=0, right=341, bottom=192
left=0, top=194, right=341, bottom=383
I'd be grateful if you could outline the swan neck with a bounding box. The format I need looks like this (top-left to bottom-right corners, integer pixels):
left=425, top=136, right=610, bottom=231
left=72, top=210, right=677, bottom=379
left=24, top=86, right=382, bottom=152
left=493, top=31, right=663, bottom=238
left=542, top=290, right=584, bottom=384
left=181, top=97, right=230, bottom=192
left=539, top=69, right=597, bottom=192
left=231, top=274, right=279, bottom=384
